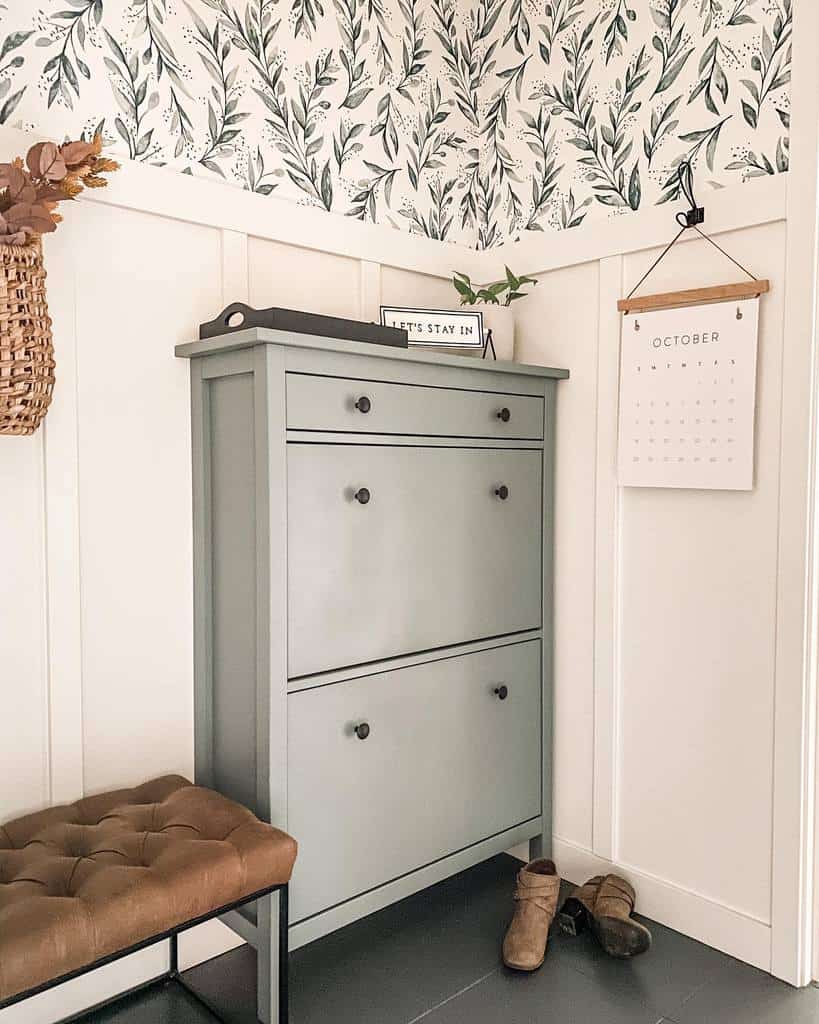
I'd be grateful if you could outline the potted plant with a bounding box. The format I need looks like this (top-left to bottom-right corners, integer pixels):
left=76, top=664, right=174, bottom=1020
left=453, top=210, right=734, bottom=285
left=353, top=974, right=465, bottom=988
left=452, top=266, right=538, bottom=360
left=0, top=136, right=118, bottom=435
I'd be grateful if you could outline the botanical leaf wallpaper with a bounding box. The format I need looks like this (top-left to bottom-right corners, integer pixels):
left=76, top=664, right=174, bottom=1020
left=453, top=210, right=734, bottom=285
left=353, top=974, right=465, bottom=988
left=0, top=0, right=792, bottom=247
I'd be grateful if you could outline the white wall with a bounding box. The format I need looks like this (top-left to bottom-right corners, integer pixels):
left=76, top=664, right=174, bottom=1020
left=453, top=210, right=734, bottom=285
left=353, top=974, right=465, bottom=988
left=0, top=125, right=488, bottom=1024
left=492, top=6, right=819, bottom=971
left=0, top=107, right=817, bottom=1022
left=505, top=209, right=788, bottom=970
left=0, top=128, right=485, bottom=824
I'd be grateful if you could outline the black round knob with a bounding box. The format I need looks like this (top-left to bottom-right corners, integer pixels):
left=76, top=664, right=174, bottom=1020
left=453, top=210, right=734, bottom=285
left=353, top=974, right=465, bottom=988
left=354, top=487, right=371, bottom=504
left=355, top=396, right=371, bottom=414
left=497, top=407, right=511, bottom=422
left=494, top=685, right=509, bottom=700
left=495, top=485, right=509, bottom=500
left=354, top=722, right=370, bottom=740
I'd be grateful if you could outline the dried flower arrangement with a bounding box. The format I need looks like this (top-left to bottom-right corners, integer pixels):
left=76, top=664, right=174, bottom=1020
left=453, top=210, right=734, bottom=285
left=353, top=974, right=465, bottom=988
left=0, top=136, right=118, bottom=436
left=0, top=136, right=119, bottom=244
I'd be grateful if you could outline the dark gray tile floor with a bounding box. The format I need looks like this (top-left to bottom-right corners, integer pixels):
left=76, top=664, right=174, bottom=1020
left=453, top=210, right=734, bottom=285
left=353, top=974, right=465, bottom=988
left=80, top=854, right=819, bottom=1024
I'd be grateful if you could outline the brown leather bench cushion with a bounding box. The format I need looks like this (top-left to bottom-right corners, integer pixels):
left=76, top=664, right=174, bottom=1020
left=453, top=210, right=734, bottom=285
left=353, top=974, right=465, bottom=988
left=0, top=775, right=297, bottom=1002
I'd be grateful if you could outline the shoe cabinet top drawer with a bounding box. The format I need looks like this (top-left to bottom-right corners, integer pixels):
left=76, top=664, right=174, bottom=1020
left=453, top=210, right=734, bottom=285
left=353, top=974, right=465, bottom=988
left=286, top=373, right=544, bottom=440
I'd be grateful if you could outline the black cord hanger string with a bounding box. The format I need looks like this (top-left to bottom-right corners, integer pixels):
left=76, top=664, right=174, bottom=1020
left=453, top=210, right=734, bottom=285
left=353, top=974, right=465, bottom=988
left=620, top=160, right=767, bottom=322
left=674, top=160, right=704, bottom=229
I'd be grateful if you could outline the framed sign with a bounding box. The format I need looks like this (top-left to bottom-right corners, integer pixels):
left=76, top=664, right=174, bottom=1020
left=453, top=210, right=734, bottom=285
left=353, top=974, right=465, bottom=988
left=380, top=306, right=484, bottom=349
left=617, top=297, right=760, bottom=491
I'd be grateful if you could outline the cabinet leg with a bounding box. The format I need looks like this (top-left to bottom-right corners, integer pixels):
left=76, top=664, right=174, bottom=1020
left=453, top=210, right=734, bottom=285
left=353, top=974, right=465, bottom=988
left=257, top=887, right=289, bottom=1024
left=529, top=834, right=551, bottom=862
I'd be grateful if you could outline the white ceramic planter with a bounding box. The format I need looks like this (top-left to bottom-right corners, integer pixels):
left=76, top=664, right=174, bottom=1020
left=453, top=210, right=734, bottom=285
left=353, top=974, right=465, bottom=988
left=479, top=304, right=516, bottom=361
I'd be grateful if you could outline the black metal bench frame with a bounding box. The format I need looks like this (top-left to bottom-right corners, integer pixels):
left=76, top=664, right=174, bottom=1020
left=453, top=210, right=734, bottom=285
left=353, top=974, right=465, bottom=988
left=0, top=882, right=289, bottom=1024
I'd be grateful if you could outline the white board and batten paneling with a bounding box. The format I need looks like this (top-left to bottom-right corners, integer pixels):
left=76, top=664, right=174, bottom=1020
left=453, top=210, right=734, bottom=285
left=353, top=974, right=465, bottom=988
left=0, top=124, right=490, bottom=1024
left=511, top=211, right=804, bottom=976
left=1, top=74, right=818, bottom=1024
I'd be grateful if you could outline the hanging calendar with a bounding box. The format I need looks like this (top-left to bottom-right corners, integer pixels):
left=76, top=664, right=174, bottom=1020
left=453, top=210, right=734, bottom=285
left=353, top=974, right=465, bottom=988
left=617, top=297, right=760, bottom=491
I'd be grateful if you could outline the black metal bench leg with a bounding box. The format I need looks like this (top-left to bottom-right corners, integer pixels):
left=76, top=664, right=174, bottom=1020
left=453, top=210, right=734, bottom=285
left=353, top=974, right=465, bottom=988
left=0, top=883, right=286, bottom=1024
left=170, top=886, right=288, bottom=1024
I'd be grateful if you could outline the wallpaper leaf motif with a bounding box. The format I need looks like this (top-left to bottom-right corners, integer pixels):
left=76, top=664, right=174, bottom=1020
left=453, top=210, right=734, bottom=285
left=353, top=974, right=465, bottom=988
left=0, top=0, right=792, bottom=247
left=604, top=0, right=636, bottom=64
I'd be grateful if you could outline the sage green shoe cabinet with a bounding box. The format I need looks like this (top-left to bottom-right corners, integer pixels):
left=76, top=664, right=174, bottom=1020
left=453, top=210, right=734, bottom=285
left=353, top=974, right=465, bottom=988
left=177, top=327, right=567, bottom=1020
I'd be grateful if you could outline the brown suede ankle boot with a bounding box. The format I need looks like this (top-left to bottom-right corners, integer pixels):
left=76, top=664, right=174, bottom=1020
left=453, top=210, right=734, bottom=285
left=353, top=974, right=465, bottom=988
left=557, top=875, right=604, bottom=936
left=589, top=874, right=652, bottom=958
left=502, top=859, right=561, bottom=971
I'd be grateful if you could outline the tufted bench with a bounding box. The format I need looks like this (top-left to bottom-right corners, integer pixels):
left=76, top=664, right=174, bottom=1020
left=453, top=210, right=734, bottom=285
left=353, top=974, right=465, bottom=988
left=0, top=775, right=296, bottom=1023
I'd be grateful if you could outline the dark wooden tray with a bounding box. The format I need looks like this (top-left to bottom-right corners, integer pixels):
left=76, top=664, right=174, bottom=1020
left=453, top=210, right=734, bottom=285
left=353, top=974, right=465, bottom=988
left=200, top=303, right=408, bottom=348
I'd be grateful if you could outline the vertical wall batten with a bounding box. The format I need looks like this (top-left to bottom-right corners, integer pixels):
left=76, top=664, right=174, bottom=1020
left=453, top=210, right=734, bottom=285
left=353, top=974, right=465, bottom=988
left=359, top=261, right=382, bottom=323
left=221, top=230, right=250, bottom=308
left=592, top=254, right=623, bottom=863
left=42, top=229, right=84, bottom=806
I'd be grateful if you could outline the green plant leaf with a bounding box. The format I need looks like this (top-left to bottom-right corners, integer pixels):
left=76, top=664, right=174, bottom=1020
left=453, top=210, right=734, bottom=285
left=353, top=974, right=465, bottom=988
left=452, top=275, right=474, bottom=299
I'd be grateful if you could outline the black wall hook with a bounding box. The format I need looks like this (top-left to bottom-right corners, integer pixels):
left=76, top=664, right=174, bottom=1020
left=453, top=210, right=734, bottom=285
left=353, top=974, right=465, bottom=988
left=675, top=160, right=705, bottom=228
left=622, top=156, right=760, bottom=307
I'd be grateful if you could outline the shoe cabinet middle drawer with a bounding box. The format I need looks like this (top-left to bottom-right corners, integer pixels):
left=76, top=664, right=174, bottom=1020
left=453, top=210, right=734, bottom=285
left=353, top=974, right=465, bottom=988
left=287, top=444, right=543, bottom=678
left=287, top=639, right=542, bottom=923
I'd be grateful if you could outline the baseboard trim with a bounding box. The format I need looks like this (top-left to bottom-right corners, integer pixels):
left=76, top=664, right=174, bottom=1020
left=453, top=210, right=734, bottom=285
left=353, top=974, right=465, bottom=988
left=548, top=837, right=772, bottom=972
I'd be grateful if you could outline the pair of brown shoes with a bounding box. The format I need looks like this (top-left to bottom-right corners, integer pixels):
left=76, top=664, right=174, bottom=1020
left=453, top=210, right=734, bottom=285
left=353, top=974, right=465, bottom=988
left=501, top=860, right=652, bottom=971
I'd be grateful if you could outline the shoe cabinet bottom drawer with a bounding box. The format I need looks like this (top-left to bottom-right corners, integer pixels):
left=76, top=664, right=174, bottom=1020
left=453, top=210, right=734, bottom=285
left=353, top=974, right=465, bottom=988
left=287, top=640, right=542, bottom=923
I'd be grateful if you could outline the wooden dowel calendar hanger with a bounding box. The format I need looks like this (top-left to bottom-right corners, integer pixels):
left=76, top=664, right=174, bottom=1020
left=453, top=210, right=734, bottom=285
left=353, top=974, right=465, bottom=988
left=618, top=161, right=770, bottom=315
left=618, top=280, right=770, bottom=315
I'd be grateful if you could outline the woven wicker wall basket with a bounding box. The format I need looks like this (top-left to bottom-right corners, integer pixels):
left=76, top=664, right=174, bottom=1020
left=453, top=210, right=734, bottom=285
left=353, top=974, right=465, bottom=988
left=0, top=239, right=55, bottom=436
